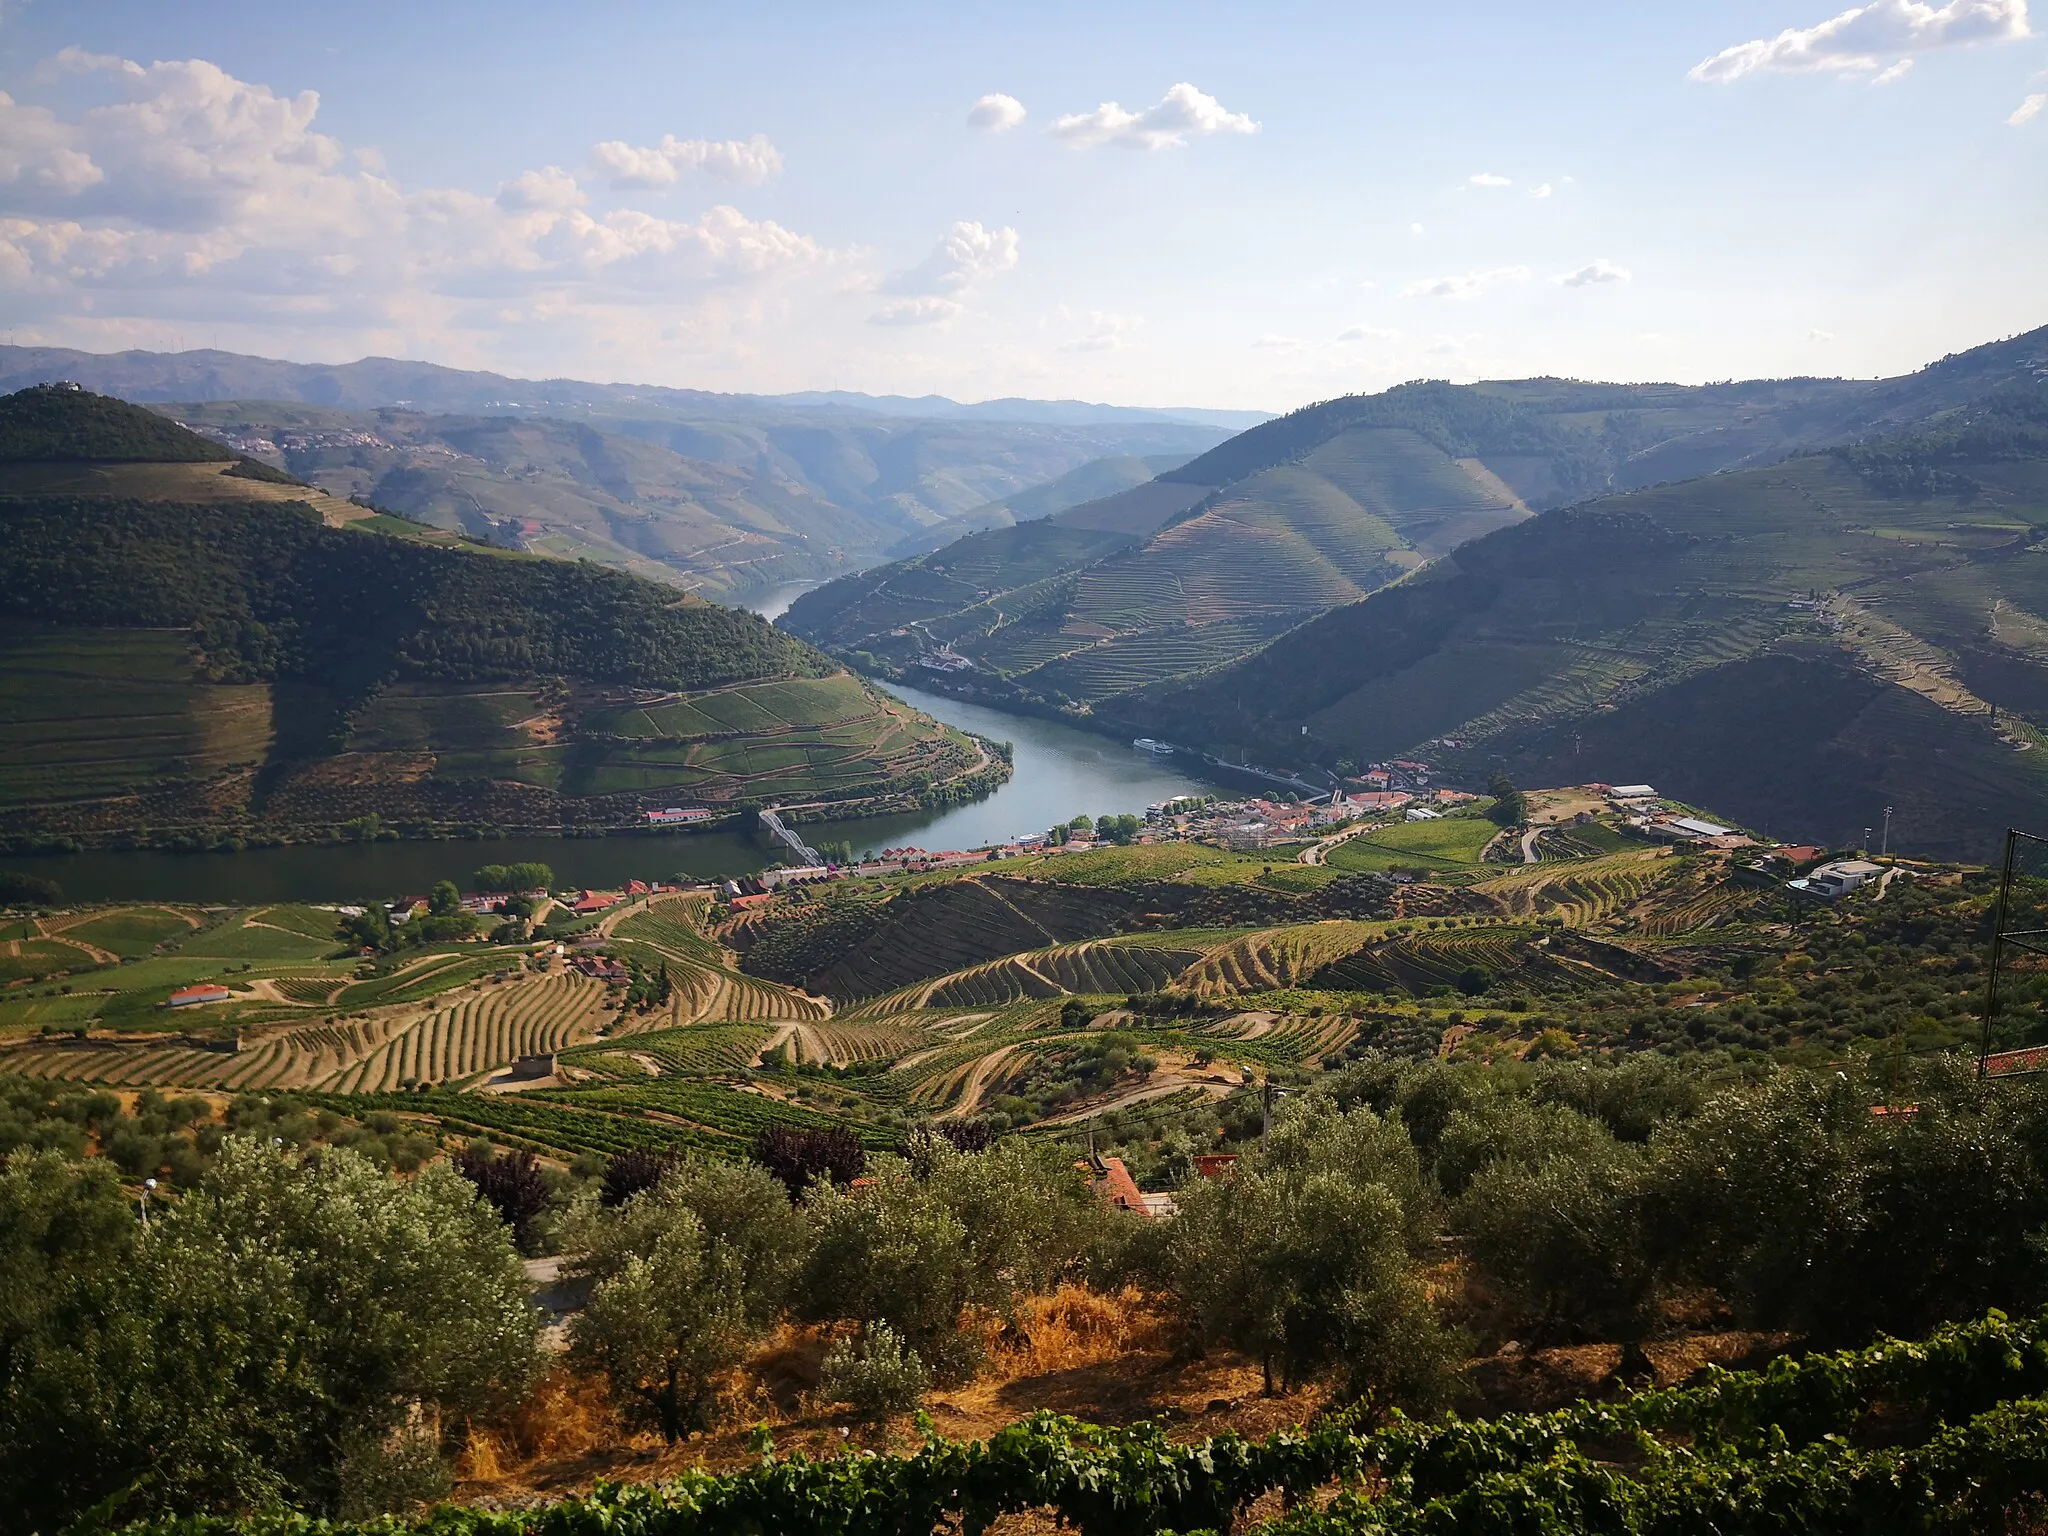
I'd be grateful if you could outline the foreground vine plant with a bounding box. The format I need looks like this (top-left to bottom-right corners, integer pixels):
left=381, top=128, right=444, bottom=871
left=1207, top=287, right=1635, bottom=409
left=107, top=1308, right=2048, bottom=1536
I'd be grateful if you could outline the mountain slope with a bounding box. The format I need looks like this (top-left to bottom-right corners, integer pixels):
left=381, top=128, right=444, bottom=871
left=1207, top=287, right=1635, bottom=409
left=786, top=325, right=2048, bottom=717
left=0, top=389, right=992, bottom=847
left=1, top=347, right=1241, bottom=601
left=884, top=453, right=1194, bottom=557
left=1104, top=378, right=2048, bottom=859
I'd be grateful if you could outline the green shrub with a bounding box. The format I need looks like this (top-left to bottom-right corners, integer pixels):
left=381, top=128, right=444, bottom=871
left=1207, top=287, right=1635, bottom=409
left=818, top=1320, right=928, bottom=1420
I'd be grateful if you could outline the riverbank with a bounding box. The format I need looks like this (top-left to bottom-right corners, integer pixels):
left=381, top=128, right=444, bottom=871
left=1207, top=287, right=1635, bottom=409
left=0, top=687, right=1215, bottom=902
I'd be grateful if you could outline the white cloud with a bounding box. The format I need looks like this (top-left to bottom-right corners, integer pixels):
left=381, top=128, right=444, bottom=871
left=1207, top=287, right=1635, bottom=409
left=1556, top=258, right=1631, bottom=287
left=0, top=48, right=841, bottom=369
left=881, top=220, right=1019, bottom=295
left=1050, top=82, right=1257, bottom=150
left=1410, top=221, right=1425, bottom=235
left=1872, top=57, right=1917, bottom=81
left=1402, top=266, right=1530, bottom=299
left=871, top=296, right=962, bottom=327
left=1468, top=171, right=1512, bottom=188
left=1529, top=182, right=1554, bottom=198
left=2011, top=91, right=2048, bottom=121
left=1690, top=0, right=2030, bottom=82
left=1058, top=309, right=1138, bottom=351
left=967, top=93, right=1027, bottom=132
left=869, top=220, right=1018, bottom=324
left=1335, top=325, right=1399, bottom=342
left=495, top=166, right=584, bottom=212
left=1809, top=327, right=1838, bottom=341
left=586, top=133, right=781, bottom=189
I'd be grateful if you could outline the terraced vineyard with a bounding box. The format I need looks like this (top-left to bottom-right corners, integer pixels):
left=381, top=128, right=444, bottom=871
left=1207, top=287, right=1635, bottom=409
left=921, top=939, right=1208, bottom=1008
left=559, top=1022, right=775, bottom=1079
left=305, top=1090, right=743, bottom=1161
left=609, top=894, right=830, bottom=1024
left=1629, top=873, right=1772, bottom=936
left=1475, top=851, right=1670, bottom=925
left=1189, top=1011, right=1363, bottom=1067
left=1312, top=923, right=1600, bottom=999
left=2, top=1013, right=410, bottom=1091
left=0, top=812, right=1934, bottom=1179
left=538, top=1080, right=892, bottom=1146
left=319, top=971, right=605, bottom=1091
left=1175, top=922, right=1383, bottom=996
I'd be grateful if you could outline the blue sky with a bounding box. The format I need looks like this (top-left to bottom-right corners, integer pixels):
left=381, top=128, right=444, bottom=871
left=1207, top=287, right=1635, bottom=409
left=1, top=1, right=2043, bottom=408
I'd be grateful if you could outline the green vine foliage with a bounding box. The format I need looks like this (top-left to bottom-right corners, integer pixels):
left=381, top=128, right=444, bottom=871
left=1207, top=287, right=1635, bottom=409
left=104, top=1309, right=2048, bottom=1536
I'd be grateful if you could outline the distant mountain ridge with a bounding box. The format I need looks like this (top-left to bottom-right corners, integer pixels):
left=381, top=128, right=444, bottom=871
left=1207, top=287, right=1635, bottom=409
left=786, top=325, right=2048, bottom=723
left=0, top=345, right=1266, bottom=431
left=0, top=346, right=1241, bottom=601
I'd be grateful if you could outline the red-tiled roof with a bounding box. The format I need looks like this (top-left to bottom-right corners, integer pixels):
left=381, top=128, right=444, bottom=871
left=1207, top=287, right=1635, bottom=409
left=1078, top=1155, right=1150, bottom=1217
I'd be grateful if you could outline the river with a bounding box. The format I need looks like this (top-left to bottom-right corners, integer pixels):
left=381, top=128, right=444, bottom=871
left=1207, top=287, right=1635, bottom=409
left=0, top=610, right=1215, bottom=901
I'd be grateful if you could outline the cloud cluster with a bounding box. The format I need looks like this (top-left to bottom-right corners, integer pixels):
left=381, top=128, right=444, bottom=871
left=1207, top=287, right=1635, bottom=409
left=0, top=48, right=836, bottom=365
left=871, top=220, right=1019, bottom=324
left=586, top=133, right=782, bottom=189
left=967, top=93, right=1027, bottom=132
left=1058, top=309, right=1138, bottom=351
left=1051, top=83, right=1257, bottom=149
left=1468, top=171, right=1512, bottom=188
left=1402, top=266, right=1530, bottom=300
left=1557, top=259, right=1631, bottom=286
left=1689, top=0, right=2030, bottom=82
left=2012, top=91, right=2048, bottom=121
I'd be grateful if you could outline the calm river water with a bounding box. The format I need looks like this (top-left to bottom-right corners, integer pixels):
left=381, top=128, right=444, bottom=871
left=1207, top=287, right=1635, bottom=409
left=0, top=587, right=1215, bottom=901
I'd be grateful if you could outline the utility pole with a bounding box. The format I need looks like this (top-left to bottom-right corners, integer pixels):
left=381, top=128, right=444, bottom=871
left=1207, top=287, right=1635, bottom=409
left=1881, top=806, right=1893, bottom=857
left=1260, top=1080, right=1275, bottom=1153
left=139, top=1177, right=156, bottom=1230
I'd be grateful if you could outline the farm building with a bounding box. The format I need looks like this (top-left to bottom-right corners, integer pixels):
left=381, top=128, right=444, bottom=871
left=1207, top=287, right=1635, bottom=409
left=643, top=807, right=713, bottom=825
left=1669, top=816, right=1734, bottom=838
left=1609, top=784, right=1658, bottom=800
left=166, top=984, right=232, bottom=1009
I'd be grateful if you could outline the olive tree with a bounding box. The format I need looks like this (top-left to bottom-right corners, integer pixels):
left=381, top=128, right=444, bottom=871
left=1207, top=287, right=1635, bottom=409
left=567, top=1160, right=806, bottom=1439
left=1162, top=1102, right=1461, bottom=1409
left=798, top=1138, right=1109, bottom=1382
left=0, top=1138, right=541, bottom=1529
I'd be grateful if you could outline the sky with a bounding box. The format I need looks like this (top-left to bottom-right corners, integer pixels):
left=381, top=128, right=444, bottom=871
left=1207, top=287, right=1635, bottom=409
left=1, top=0, right=2044, bottom=411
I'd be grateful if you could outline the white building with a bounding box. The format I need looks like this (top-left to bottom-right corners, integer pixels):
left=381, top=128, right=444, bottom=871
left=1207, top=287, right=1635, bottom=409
left=1804, top=859, right=1885, bottom=897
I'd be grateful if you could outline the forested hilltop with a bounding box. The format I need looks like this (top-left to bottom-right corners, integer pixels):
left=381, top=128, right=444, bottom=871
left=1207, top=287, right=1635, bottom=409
left=0, top=388, right=994, bottom=847
left=784, top=325, right=2048, bottom=722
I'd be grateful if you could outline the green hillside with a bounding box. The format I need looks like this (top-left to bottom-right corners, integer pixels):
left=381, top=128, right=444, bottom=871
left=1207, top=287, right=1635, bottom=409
left=1105, top=379, right=2048, bottom=859
left=0, top=383, right=234, bottom=463
left=151, top=398, right=1228, bottom=601
left=0, top=388, right=992, bottom=847
left=785, top=328, right=2048, bottom=712
left=883, top=451, right=1194, bottom=556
